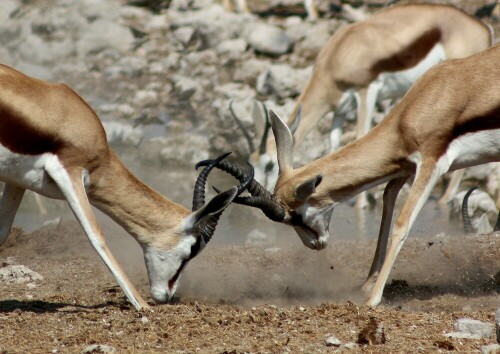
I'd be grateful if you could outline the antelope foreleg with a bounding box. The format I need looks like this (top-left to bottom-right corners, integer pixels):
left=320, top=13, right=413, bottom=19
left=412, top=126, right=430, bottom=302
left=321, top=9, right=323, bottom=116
left=362, top=176, right=408, bottom=293
left=0, top=184, right=25, bottom=245
left=44, top=156, right=150, bottom=310
left=365, top=159, right=444, bottom=306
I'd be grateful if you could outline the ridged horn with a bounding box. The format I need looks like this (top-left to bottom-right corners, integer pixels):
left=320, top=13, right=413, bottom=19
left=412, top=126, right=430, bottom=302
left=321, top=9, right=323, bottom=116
left=462, top=186, right=478, bottom=234
left=192, top=152, right=231, bottom=212
left=258, top=102, right=271, bottom=156
left=192, top=152, right=253, bottom=246
left=229, top=100, right=255, bottom=155
left=196, top=158, right=286, bottom=222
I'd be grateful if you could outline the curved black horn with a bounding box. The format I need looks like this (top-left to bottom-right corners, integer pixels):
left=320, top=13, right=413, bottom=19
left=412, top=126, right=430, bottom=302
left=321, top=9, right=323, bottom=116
left=196, top=158, right=272, bottom=199
left=258, top=101, right=271, bottom=155
left=229, top=100, right=255, bottom=155
left=462, top=186, right=478, bottom=234
left=198, top=158, right=286, bottom=222
left=194, top=157, right=255, bottom=246
left=192, top=152, right=231, bottom=211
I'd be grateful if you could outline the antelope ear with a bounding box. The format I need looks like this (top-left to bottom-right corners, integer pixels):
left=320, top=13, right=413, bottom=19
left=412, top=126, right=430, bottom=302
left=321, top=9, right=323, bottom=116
left=269, top=109, right=293, bottom=171
left=294, top=175, right=323, bottom=201
left=185, top=187, right=238, bottom=229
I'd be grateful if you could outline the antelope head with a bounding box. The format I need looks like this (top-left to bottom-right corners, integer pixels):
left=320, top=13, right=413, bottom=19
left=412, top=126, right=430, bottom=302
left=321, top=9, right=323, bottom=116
left=144, top=153, right=254, bottom=303
left=229, top=100, right=301, bottom=190
left=198, top=109, right=330, bottom=251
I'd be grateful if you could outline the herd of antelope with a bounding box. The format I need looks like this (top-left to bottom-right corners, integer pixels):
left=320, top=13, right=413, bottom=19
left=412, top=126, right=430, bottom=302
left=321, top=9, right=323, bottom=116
left=0, top=2, right=498, bottom=310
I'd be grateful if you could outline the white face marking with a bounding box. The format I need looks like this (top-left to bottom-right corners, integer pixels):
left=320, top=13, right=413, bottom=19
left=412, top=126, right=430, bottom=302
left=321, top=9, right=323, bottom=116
left=144, top=236, right=197, bottom=303
left=292, top=203, right=336, bottom=250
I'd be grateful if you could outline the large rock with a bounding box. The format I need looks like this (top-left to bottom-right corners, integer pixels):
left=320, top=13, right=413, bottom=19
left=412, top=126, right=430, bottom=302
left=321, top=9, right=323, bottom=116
left=246, top=23, right=293, bottom=56
left=102, top=121, right=144, bottom=147
left=233, top=58, right=272, bottom=86
left=257, top=64, right=312, bottom=98
left=294, top=21, right=332, bottom=59
left=168, top=5, right=252, bottom=48
left=76, top=19, right=134, bottom=55
left=0, top=0, right=19, bottom=23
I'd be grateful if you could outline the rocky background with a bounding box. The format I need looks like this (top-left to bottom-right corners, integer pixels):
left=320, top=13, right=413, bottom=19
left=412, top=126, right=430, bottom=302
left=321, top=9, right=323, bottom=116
left=0, top=0, right=499, bottom=225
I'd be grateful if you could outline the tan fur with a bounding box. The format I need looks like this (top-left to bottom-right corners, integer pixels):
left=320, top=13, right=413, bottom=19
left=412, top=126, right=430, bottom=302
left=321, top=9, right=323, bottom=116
left=0, top=64, right=201, bottom=309
left=273, top=45, right=500, bottom=306
left=265, top=4, right=492, bottom=155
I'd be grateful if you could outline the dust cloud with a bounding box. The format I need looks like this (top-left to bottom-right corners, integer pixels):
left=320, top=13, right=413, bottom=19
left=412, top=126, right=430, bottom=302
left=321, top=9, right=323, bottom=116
left=5, top=153, right=497, bottom=308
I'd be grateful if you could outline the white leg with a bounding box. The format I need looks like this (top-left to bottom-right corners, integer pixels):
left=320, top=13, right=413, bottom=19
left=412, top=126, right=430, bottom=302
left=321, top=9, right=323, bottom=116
left=304, top=0, right=318, bottom=20
left=495, top=163, right=500, bottom=210
left=354, top=88, right=372, bottom=210
left=44, top=156, right=149, bottom=310
left=33, top=193, right=48, bottom=215
left=365, top=159, right=444, bottom=306
left=0, top=184, right=25, bottom=245
left=362, top=176, right=408, bottom=292
left=236, top=0, right=250, bottom=13
left=361, top=80, right=383, bottom=138
left=437, top=169, right=465, bottom=206
left=329, top=113, right=346, bottom=152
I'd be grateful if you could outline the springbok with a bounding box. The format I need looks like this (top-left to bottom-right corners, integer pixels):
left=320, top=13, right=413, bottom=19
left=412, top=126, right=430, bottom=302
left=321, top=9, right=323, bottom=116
left=241, top=3, right=493, bottom=208
left=0, top=64, right=251, bottom=310
left=202, top=44, right=500, bottom=306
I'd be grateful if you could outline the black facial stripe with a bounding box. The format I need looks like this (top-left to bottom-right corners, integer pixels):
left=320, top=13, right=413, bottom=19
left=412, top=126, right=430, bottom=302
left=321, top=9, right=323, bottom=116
left=168, top=237, right=204, bottom=290
left=168, top=259, right=188, bottom=290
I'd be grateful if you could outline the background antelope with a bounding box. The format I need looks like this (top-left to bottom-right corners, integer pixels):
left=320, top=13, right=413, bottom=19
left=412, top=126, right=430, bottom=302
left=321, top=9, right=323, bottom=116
left=0, top=65, right=252, bottom=310
left=244, top=3, right=493, bottom=210
left=204, top=44, right=500, bottom=306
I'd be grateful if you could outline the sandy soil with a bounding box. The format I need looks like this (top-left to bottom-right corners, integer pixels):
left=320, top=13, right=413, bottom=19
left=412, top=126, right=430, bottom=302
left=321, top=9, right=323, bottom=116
left=0, top=221, right=498, bottom=353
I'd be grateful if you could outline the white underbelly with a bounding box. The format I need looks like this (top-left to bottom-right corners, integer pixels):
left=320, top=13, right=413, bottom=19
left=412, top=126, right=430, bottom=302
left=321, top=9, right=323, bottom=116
left=446, top=128, right=500, bottom=171
left=0, top=145, right=64, bottom=199
left=377, top=43, right=446, bottom=100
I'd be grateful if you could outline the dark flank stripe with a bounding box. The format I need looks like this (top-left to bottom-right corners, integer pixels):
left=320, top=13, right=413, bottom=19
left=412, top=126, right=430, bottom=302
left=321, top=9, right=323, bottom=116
left=0, top=105, right=63, bottom=155
left=370, top=28, right=442, bottom=75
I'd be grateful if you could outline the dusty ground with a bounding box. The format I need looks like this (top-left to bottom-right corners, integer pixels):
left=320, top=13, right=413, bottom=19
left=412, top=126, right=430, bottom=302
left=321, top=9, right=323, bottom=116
left=0, top=220, right=498, bottom=353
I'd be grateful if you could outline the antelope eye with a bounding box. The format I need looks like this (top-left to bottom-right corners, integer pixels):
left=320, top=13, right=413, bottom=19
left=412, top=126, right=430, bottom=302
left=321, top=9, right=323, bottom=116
left=289, top=212, right=302, bottom=226
left=265, top=161, right=275, bottom=173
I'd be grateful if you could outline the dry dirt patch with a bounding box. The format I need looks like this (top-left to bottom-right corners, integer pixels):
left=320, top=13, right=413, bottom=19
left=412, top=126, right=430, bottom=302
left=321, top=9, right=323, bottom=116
left=0, top=223, right=498, bottom=353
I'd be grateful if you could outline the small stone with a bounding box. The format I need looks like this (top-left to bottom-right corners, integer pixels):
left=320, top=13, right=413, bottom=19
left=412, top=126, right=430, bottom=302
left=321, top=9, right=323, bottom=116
left=299, top=306, right=305, bottom=311
left=141, top=316, right=149, bottom=324
left=343, top=342, right=357, bottom=350
left=482, top=344, right=500, bottom=354
left=357, top=317, right=386, bottom=345
left=324, top=335, right=342, bottom=347
left=81, top=344, right=116, bottom=354
left=453, top=318, right=495, bottom=339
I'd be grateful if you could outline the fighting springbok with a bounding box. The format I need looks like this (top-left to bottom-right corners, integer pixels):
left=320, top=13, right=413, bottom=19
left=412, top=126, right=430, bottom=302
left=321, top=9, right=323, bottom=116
left=0, top=64, right=251, bottom=310
left=241, top=3, right=493, bottom=205
left=202, top=44, right=500, bottom=306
